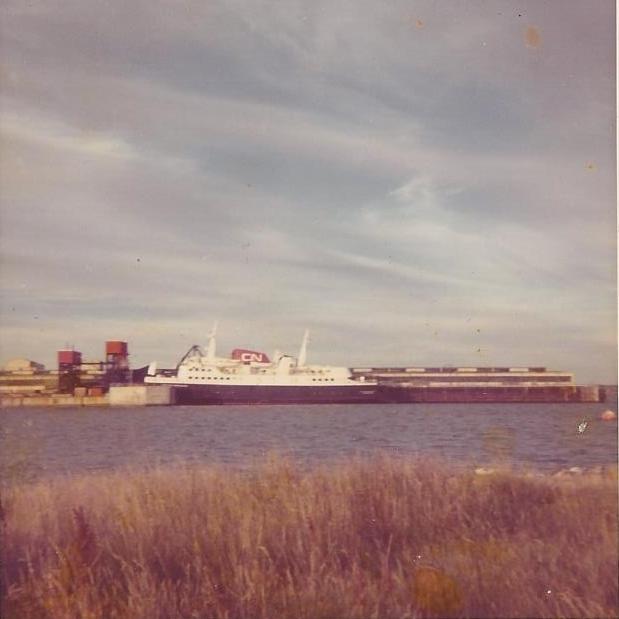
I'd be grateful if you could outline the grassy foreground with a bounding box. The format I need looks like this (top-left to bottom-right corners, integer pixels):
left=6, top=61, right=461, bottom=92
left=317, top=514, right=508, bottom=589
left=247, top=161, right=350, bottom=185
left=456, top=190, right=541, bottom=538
left=1, top=456, right=617, bottom=619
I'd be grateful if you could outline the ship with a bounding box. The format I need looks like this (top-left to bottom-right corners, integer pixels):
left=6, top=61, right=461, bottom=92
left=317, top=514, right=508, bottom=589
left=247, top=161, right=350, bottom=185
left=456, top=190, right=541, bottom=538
left=144, top=326, right=379, bottom=404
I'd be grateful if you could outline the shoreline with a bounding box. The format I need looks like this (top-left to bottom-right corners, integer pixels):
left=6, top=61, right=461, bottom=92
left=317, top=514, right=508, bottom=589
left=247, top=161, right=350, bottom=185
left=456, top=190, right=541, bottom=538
left=3, top=455, right=617, bottom=486
left=1, top=396, right=613, bottom=408
left=2, top=383, right=614, bottom=408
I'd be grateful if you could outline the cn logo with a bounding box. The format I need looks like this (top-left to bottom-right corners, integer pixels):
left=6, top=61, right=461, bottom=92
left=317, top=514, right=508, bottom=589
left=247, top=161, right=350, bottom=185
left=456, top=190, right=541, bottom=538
left=231, top=349, right=270, bottom=364
left=241, top=352, right=265, bottom=363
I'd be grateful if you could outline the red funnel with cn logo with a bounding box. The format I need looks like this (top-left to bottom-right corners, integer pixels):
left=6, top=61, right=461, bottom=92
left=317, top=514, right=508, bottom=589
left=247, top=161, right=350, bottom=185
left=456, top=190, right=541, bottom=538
left=231, top=349, right=270, bottom=364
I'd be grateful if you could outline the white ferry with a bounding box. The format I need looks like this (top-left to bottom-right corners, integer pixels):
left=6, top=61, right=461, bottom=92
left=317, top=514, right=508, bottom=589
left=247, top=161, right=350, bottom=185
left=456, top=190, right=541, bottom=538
left=144, top=326, right=378, bottom=404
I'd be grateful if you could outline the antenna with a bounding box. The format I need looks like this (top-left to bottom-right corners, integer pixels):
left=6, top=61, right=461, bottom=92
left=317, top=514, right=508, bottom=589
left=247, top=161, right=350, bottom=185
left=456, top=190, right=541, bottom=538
left=206, top=321, right=218, bottom=360
left=297, top=329, right=310, bottom=367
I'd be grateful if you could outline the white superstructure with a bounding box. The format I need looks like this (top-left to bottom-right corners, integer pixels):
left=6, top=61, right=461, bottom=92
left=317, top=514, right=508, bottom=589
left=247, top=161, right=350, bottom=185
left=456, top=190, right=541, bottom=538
left=145, top=327, right=371, bottom=388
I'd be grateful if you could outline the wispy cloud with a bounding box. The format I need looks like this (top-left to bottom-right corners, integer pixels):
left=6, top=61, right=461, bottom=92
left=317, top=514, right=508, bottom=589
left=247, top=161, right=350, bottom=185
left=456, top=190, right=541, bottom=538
left=0, top=0, right=615, bottom=382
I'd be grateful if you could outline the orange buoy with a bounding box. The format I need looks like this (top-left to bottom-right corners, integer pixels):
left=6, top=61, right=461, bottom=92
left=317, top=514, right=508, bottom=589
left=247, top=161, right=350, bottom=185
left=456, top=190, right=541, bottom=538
left=600, top=409, right=617, bottom=421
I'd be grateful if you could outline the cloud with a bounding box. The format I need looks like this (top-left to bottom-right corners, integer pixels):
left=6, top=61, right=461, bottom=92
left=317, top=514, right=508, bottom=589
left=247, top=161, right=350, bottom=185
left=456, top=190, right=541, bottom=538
left=0, top=0, right=615, bottom=383
left=1, top=112, right=138, bottom=161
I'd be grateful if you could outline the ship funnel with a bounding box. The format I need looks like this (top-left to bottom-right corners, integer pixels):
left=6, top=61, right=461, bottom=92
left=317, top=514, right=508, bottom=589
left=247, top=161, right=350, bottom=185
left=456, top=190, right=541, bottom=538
left=206, top=321, right=218, bottom=361
left=297, top=329, right=310, bottom=367
left=147, top=361, right=157, bottom=376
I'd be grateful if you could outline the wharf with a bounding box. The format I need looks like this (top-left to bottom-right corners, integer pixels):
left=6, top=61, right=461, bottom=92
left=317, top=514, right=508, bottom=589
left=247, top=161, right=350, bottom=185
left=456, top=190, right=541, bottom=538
left=0, top=385, right=175, bottom=408
left=0, top=383, right=606, bottom=407
left=1, top=394, right=108, bottom=407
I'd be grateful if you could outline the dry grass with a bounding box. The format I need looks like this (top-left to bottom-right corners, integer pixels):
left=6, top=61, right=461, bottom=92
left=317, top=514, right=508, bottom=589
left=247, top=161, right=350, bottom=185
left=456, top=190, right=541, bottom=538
left=1, top=455, right=617, bottom=619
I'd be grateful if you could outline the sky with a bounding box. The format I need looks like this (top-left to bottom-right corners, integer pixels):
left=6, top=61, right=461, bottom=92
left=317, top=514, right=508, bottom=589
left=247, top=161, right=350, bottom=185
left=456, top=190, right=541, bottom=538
left=0, top=0, right=616, bottom=383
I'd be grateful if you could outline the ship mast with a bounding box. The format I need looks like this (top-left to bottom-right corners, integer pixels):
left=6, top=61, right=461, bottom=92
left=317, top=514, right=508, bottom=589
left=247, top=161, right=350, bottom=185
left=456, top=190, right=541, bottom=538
left=297, top=329, right=310, bottom=367
left=206, top=321, right=218, bottom=361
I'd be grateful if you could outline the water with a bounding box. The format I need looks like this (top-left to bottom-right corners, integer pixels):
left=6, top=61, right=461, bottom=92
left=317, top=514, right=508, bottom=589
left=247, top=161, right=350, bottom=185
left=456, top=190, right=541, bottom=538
left=1, top=402, right=616, bottom=479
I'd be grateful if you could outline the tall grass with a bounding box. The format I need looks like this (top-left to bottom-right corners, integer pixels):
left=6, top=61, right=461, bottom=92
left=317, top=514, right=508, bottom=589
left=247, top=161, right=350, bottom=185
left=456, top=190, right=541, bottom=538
left=1, top=456, right=617, bottom=618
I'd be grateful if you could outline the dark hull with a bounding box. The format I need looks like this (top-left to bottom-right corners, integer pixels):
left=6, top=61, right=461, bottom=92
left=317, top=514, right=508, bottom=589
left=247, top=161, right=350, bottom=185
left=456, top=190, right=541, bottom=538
left=148, top=382, right=602, bottom=405
left=172, top=383, right=379, bottom=405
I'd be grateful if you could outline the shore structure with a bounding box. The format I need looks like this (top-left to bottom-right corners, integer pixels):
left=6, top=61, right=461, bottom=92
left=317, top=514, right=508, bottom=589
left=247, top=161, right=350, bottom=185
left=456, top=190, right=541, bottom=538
left=356, top=366, right=602, bottom=403
left=0, top=331, right=610, bottom=407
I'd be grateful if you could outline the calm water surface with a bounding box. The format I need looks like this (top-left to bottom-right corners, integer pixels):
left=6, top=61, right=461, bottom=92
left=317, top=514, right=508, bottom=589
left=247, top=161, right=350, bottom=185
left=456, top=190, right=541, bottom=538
left=1, top=402, right=617, bottom=478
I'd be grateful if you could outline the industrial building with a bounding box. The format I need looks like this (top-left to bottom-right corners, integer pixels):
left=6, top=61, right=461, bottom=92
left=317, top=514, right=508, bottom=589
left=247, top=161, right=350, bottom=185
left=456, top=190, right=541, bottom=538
left=0, top=358, right=55, bottom=395
left=351, top=366, right=603, bottom=402
left=1, top=341, right=132, bottom=402
left=56, top=341, right=131, bottom=394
